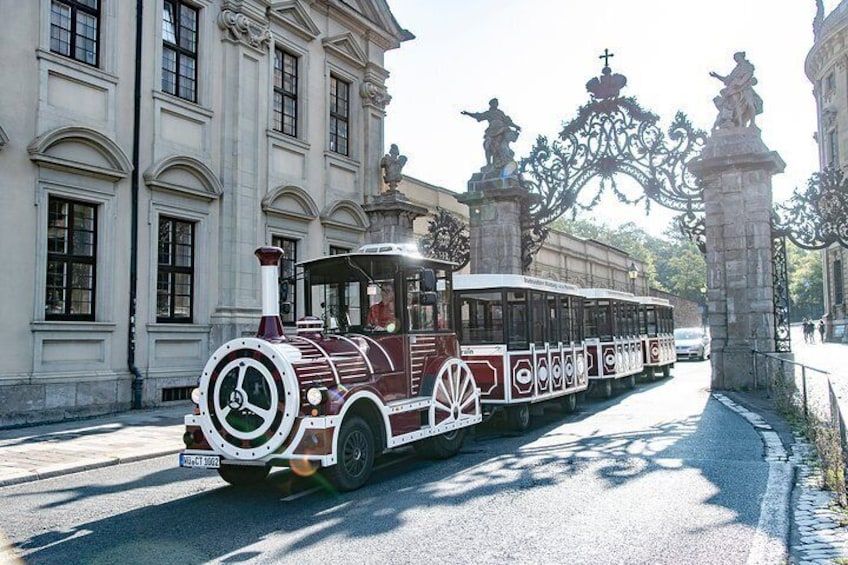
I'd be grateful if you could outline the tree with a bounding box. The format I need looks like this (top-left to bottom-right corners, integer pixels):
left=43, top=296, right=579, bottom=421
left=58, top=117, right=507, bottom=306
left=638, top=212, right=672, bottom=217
left=554, top=217, right=706, bottom=298
left=787, top=243, right=823, bottom=321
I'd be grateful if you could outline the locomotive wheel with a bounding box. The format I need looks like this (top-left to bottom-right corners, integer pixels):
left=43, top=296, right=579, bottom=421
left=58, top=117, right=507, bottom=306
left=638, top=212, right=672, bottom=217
left=559, top=393, right=577, bottom=414
left=322, top=416, right=375, bottom=492
left=507, top=404, right=530, bottom=432
left=413, top=428, right=468, bottom=460
left=218, top=464, right=270, bottom=487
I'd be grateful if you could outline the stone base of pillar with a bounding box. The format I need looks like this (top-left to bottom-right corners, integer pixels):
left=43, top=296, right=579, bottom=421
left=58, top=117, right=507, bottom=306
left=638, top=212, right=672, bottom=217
left=457, top=175, right=530, bottom=275
left=363, top=190, right=428, bottom=245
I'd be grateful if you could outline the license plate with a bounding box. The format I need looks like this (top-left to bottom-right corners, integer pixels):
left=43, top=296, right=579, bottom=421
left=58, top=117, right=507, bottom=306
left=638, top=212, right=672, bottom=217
left=180, top=453, right=220, bottom=469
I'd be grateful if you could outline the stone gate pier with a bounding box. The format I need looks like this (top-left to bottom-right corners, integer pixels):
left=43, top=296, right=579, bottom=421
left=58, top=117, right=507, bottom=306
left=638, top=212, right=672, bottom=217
left=690, top=127, right=785, bottom=389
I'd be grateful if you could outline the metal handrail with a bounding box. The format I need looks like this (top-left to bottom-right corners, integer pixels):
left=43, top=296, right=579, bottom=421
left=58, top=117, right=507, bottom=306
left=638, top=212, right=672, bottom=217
left=752, top=349, right=830, bottom=421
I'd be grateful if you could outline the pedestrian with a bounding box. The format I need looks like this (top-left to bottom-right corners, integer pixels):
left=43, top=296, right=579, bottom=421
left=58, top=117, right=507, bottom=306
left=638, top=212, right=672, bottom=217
left=818, top=319, right=826, bottom=343
left=802, top=318, right=813, bottom=344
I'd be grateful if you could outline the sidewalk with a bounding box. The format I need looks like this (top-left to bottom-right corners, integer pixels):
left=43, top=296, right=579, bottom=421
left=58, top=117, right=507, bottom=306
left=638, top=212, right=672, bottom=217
left=0, top=403, right=187, bottom=487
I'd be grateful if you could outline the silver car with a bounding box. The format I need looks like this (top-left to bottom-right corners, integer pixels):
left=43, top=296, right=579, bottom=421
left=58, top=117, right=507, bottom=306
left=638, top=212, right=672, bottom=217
left=674, top=327, right=711, bottom=361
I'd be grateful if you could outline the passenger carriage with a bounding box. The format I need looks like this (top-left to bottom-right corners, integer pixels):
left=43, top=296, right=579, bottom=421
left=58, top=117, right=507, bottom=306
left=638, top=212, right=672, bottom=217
left=637, top=296, right=675, bottom=379
left=453, top=274, right=589, bottom=431
left=580, top=288, right=644, bottom=398
left=180, top=245, right=481, bottom=491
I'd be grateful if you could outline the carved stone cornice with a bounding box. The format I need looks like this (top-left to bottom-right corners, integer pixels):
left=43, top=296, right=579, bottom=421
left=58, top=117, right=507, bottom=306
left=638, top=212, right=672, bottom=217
left=219, top=5, right=272, bottom=52
left=360, top=80, right=390, bottom=109
left=807, top=21, right=848, bottom=80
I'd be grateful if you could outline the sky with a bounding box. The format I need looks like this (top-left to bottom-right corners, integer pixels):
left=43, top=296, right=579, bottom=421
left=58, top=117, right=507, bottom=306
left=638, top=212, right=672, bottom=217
left=383, top=0, right=835, bottom=237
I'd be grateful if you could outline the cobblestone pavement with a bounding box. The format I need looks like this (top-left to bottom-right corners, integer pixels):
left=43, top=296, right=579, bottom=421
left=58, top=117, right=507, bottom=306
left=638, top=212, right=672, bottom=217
left=790, top=438, right=848, bottom=565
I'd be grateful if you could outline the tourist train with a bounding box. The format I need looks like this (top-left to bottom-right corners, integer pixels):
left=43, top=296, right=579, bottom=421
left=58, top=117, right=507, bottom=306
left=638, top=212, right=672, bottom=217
left=179, top=244, right=675, bottom=491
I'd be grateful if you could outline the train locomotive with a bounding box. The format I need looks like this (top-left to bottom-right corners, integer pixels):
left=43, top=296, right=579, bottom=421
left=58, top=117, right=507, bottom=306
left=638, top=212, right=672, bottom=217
left=180, top=245, right=481, bottom=491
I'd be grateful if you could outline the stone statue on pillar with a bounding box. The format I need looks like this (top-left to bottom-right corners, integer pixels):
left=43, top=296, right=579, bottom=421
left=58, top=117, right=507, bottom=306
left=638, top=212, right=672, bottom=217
left=709, top=52, right=764, bottom=131
left=461, top=98, right=522, bottom=176
left=380, top=143, right=407, bottom=192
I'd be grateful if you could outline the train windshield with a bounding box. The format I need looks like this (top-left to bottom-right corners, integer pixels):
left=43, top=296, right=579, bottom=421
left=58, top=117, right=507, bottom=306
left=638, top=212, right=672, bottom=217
left=301, top=253, right=453, bottom=334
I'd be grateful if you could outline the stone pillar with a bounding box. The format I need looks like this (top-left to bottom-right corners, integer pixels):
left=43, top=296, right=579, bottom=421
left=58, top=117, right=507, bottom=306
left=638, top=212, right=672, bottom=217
left=363, top=189, right=427, bottom=244
left=689, top=127, right=785, bottom=390
left=360, top=64, right=392, bottom=200
left=212, top=5, right=272, bottom=345
left=456, top=175, right=529, bottom=275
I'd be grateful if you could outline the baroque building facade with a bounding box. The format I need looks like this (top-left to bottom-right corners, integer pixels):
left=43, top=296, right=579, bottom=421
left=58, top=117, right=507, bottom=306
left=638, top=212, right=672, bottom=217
left=807, top=0, right=848, bottom=341
left=0, top=0, right=410, bottom=426
left=0, top=0, right=688, bottom=427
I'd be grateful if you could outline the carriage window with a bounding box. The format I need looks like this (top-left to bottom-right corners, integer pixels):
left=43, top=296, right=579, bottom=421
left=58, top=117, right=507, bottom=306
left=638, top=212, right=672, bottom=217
left=597, top=300, right=612, bottom=341
left=530, top=291, right=547, bottom=346
left=584, top=302, right=597, bottom=339
left=457, top=291, right=502, bottom=344
left=646, top=306, right=658, bottom=337
left=547, top=294, right=560, bottom=344
left=507, top=291, right=528, bottom=350
left=560, top=296, right=572, bottom=343
left=572, top=297, right=585, bottom=342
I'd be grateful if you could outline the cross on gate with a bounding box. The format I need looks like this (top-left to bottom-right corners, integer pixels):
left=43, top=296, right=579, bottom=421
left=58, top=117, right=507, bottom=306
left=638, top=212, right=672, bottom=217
left=599, top=48, right=614, bottom=68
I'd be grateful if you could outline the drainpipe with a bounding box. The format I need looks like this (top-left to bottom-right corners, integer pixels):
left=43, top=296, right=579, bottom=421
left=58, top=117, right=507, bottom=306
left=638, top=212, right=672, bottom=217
left=129, top=0, right=144, bottom=409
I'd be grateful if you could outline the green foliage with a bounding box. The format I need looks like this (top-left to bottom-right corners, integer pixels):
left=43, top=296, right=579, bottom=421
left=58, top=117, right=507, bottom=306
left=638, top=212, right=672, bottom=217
left=552, top=217, right=705, bottom=298
left=787, top=243, right=823, bottom=318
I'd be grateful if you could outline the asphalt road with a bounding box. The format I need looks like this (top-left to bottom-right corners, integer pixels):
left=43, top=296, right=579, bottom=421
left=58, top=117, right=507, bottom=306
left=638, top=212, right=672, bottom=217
left=0, top=360, right=773, bottom=564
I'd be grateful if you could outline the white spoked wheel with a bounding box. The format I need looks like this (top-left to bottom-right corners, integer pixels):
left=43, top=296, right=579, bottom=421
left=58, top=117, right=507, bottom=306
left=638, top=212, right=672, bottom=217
left=428, top=358, right=481, bottom=435
left=415, top=359, right=481, bottom=460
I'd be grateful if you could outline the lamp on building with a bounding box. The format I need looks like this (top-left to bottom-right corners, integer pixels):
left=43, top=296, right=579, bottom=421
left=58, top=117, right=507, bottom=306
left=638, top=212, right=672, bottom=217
left=628, top=262, right=638, bottom=294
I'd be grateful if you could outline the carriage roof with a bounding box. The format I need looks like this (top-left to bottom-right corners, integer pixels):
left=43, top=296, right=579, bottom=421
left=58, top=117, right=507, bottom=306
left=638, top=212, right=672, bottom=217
left=635, top=296, right=673, bottom=307
left=298, top=246, right=455, bottom=285
left=579, top=288, right=640, bottom=302
left=453, top=273, right=581, bottom=295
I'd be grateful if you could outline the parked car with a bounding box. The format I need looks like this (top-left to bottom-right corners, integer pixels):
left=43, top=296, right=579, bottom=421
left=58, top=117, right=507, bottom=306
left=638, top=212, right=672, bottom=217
left=674, top=327, right=711, bottom=361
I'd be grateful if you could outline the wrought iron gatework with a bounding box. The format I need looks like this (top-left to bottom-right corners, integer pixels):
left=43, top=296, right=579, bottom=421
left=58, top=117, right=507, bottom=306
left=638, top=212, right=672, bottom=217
left=419, top=208, right=470, bottom=270
left=773, top=166, right=848, bottom=250
left=772, top=234, right=791, bottom=352
left=518, top=60, right=707, bottom=261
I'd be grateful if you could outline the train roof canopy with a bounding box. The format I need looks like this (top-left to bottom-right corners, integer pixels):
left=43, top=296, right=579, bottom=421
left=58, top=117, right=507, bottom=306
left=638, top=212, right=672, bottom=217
left=579, top=288, right=640, bottom=303
left=453, top=274, right=581, bottom=295
left=299, top=248, right=454, bottom=286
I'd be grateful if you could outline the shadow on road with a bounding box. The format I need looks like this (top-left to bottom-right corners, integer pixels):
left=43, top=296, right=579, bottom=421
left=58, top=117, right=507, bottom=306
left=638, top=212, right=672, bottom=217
left=7, top=372, right=769, bottom=564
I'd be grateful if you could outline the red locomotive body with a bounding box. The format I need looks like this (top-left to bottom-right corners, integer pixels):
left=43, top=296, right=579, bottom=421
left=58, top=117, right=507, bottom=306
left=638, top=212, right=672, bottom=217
left=180, top=245, right=481, bottom=491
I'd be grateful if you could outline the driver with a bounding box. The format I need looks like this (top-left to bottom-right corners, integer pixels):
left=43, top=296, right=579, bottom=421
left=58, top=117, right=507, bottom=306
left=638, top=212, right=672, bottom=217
left=367, top=282, right=396, bottom=331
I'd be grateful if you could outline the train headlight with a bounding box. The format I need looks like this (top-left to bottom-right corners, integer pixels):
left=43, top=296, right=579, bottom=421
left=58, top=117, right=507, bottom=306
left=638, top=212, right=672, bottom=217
left=190, top=387, right=202, bottom=405
left=306, top=387, right=327, bottom=407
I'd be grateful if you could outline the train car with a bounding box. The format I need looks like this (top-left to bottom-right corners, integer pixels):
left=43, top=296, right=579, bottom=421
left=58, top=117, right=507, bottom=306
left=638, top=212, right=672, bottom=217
left=453, top=274, right=589, bottom=431
left=637, top=296, right=675, bottom=379
left=580, top=288, right=644, bottom=398
left=179, top=245, right=481, bottom=491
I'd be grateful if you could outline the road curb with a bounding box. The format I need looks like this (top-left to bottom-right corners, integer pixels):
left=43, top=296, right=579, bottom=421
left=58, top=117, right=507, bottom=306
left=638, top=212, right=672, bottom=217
left=0, top=448, right=183, bottom=488
left=713, top=393, right=792, bottom=565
